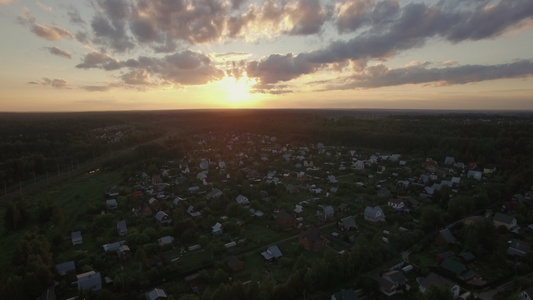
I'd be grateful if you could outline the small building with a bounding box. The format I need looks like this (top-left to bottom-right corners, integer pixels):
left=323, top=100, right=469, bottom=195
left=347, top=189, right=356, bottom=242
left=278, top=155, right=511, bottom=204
left=493, top=212, right=517, bottom=230
left=212, top=222, right=223, bottom=235
left=155, top=211, right=172, bottom=225
left=299, top=227, right=327, bottom=251
left=338, top=216, right=358, bottom=231
left=274, top=209, right=297, bottom=230
left=56, top=261, right=76, bottom=276
left=507, top=239, right=531, bottom=256
left=77, top=271, right=102, bottom=292
left=328, top=175, right=338, bottom=184
left=419, top=272, right=460, bottom=299
left=388, top=198, right=405, bottom=210
left=317, top=205, right=335, bottom=220
left=440, top=258, right=475, bottom=282
left=375, top=270, right=408, bottom=296
left=261, top=245, right=282, bottom=261
left=103, top=241, right=123, bottom=253
left=436, top=228, right=457, bottom=246
left=331, top=289, right=358, bottom=300
left=158, top=236, right=174, bottom=247
left=118, top=245, right=132, bottom=259
left=236, top=194, right=250, bottom=205
left=71, top=231, right=82, bottom=245
left=146, top=288, right=167, bottom=300
left=364, top=206, right=386, bottom=222
left=106, top=199, right=118, bottom=209
left=206, top=188, right=223, bottom=200
left=227, top=256, right=244, bottom=272
left=117, top=220, right=127, bottom=236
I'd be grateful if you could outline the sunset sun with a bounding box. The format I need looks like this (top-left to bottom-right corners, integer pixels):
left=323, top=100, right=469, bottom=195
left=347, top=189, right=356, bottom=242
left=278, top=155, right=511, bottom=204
left=221, top=75, right=259, bottom=107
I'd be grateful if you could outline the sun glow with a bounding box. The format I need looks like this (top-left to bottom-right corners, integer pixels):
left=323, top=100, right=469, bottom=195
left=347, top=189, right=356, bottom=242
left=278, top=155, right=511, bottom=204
left=219, top=75, right=260, bottom=107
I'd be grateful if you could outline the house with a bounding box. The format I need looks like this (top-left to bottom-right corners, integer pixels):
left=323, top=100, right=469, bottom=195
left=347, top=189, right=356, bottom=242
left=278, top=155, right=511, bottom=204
left=117, top=220, right=127, bottom=236
left=444, top=157, right=455, bottom=165
left=435, top=251, right=455, bottom=263
left=56, top=261, right=75, bottom=276
left=187, top=205, right=201, bottom=217
left=148, top=198, right=161, bottom=210
left=364, top=206, right=386, bottom=222
left=377, top=188, right=391, bottom=198
left=77, top=271, right=102, bottom=291
left=317, top=205, right=335, bottom=220
left=493, top=212, right=517, bottom=230
left=206, top=188, right=223, bottom=200
left=274, top=209, right=298, bottom=230
left=103, top=241, right=123, bottom=253
left=236, top=194, right=250, bottom=205
left=419, top=272, right=460, bottom=299
left=436, top=228, right=457, bottom=246
left=328, top=175, right=338, bottom=184
left=440, top=258, right=475, bottom=282
left=107, top=186, right=120, bottom=197
left=459, top=252, right=475, bottom=264
left=212, top=222, right=223, bottom=235
left=397, top=180, right=410, bottom=191
left=388, top=198, right=405, bottom=210
left=158, top=236, right=174, bottom=247
left=146, top=288, right=167, bottom=300
left=261, top=245, right=282, bottom=261
left=106, top=199, right=118, bottom=209
left=338, top=216, right=358, bottom=231
left=467, top=170, right=482, bottom=180
left=227, top=256, right=244, bottom=272
left=353, top=160, right=365, bottom=170
left=299, top=227, right=327, bottom=251
left=155, top=211, right=172, bottom=225
left=152, top=174, right=162, bottom=185
left=507, top=239, right=531, bottom=256
left=71, top=231, right=82, bottom=245
left=375, top=270, right=408, bottom=296
left=331, top=289, right=358, bottom=300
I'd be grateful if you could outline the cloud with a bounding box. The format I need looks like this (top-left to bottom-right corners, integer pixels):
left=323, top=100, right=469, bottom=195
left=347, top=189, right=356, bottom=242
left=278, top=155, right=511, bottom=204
left=76, top=50, right=225, bottom=86
left=29, top=77, right=69, bottom=88
left=246, top=0, right=533, bottom=89
left=76, top=51, right=121, bottom=70
left=47, top=46, right=71, bottom=59
left=67, top=6, right=85, bottom=25
left=18, top=10, right=72, bottom=41
left=331, top=59, right=533, bottom=89
left=0, top=0, right=15, bottom=4
left=284, top=0, right=330, bottom=35
left=82, top=85, right=112, bottom=92
left=36, top=0, right=52, bottom=12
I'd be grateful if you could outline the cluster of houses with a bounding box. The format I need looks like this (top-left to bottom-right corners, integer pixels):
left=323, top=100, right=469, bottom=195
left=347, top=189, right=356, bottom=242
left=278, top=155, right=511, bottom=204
left=53, top=131, right=532, bottom=299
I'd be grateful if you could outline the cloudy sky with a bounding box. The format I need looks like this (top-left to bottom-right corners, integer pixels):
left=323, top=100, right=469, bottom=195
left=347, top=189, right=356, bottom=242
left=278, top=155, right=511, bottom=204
left=1, top=0, right=532, bottom=111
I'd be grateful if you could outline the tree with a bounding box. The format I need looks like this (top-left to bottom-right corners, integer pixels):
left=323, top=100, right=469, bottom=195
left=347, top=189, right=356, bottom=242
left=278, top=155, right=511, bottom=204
left=418, top=284, right=454, bottom=300
left=420, top=205, right=445, bottom=233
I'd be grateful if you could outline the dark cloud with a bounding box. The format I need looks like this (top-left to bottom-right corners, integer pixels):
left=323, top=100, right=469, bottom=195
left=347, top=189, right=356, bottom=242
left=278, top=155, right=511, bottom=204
left=76, top=51, right=121, bottom=70
left=231, top=0, right=247, bottom=10
left=285, top=0, right=330, bottom=35
left=247, top=0, right=533, bottom=88
left=246, top=53, right=320, bottom=84
left=76, top=50, right=224, bottom=86
left=29, top=77, right=69, bottom=88
left=333, top=60, right=533, bottom=89
left=91, top=0, right=134, bottom=52
left=47, top=46, right=71, bottom=59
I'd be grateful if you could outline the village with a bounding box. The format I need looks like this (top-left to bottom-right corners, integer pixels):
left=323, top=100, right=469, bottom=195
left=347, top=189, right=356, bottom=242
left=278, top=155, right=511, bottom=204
left=49, top=130, right=533, bottom=300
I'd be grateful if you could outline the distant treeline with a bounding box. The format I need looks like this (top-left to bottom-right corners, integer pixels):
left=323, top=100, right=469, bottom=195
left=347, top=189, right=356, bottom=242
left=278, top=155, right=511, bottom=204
left=1, top=110, right=532, bottom=193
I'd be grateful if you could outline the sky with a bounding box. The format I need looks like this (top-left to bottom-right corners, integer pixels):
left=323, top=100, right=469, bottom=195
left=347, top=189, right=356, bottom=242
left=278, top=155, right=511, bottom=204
left=0, top=0, right=533, bottom=112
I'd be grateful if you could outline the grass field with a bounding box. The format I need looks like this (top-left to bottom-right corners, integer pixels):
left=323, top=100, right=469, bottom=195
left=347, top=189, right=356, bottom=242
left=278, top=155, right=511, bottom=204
left=0, top=168, right=123, bottom=278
